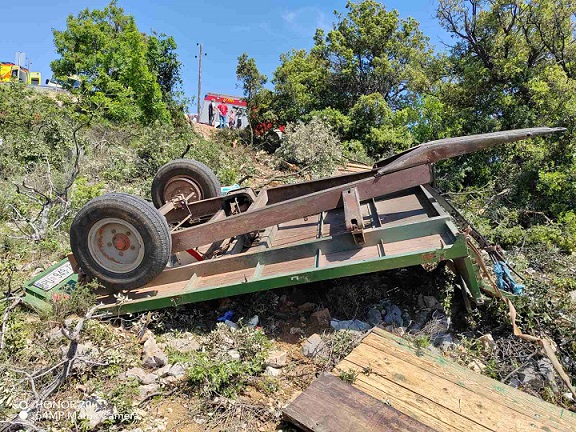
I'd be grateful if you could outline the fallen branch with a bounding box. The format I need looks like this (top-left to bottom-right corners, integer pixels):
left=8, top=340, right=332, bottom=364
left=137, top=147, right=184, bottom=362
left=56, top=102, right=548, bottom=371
left=467, top=239, right=576, bottom=399
left=0, top=305, right=98, bottom=432
left=0, top=297, right=22, bottom=351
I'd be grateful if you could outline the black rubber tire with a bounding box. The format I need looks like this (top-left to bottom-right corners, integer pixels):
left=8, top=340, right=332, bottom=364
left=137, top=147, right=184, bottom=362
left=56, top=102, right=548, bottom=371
left=70, top=193, right=172, bottom=291
left=151, top=159, right=221, bottom=209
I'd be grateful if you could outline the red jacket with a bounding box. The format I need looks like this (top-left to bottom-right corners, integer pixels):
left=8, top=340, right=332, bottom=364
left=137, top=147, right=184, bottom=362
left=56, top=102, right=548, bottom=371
left=217, top=103, right=228, bottom=116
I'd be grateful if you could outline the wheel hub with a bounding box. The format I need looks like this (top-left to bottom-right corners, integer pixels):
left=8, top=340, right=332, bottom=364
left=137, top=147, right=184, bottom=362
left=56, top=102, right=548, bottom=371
left=88, top=218, right=145, bottom=273
left=112, top=233, right=130, bottom=251
left=164, top=176, right=202, bottom=203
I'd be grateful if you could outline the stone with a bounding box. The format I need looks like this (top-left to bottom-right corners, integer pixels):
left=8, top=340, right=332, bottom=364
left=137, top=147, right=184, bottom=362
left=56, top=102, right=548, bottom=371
left=224, top=320, right=239, bottom=329
left=138, top=383, right=160, bottom=401
left=228, top=349, right=241, bottom=361
left=247, top=315, right=259, bottom=327
left=265, top=350, right=287, bottom=368
left=422, top=295, right=440, bottom=309
left=142, top=336, right=168, bottom=369
left=298, top=302, right=317, bottom=313
left=168, top=363, right=186, bottom=379
left=47, top=327, right=64, bottom=342
left=123, top=367, right=157, bottom=385
left=289, top=327, right=304, bottom=335
left=519, top=367, right=542, bottom=387
left=383, top=304, right=403, bottom=327
left=468, top=360, right=486, bottom=373
left=77, top=396, right=116, bottom=429
left=141, top=373, right=157, bottom=385
left=165, top=335, right=200, bottom=353
left=124, top=367, right=146, bottom=381
left=310, top=308, right=331, bottom=328
left=330, top=319, right=370, bottom=332
left=264, top=366, right=282, bottom=377
left=302, top=334, right=324, bottom=357
left=366, top=307, right=382, bottom=326
left=160, top=376, right=179, bottom=386
left=156, top=364, right=171, bottom=378
left=478, top=334, right=496, bottom=352
left=537, top=358, right=556, bottom=384
left=569, top=290, right=576, bottom=303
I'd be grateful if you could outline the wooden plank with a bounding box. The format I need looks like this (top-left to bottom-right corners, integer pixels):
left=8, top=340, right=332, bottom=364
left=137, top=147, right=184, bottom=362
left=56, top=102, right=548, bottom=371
left=337, top=329, right=576, bottom=432
left=335, top=359, right=490, bottom=432
left=345, top=343, right=560, bottom=432
left=283, top=373, right=435, bottom=432
left=368, top=328, right=576, bottom=430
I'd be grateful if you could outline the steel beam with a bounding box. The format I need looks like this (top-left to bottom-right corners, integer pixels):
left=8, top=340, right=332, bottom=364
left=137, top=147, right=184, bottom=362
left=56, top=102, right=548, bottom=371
left=170, top=164, right=433, bottom=253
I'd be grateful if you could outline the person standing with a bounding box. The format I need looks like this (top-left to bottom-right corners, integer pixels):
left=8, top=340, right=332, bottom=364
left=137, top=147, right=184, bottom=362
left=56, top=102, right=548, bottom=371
left=228, top=109, right=236, bottom=129
left=208, top=101, right=215, bottom=126
left=217, top=102, right=228, bottom=128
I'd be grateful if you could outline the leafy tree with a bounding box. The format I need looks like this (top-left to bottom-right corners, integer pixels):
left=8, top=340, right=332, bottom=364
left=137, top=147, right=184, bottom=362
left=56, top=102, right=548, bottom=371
left=435, top=0, right=576, bottom=250
left=272, top=45, right=330, bottom=123
left=269, top=0, right=435, bottom=157
left=51, top=1, right=174, bottom=124
left=236, top=53, right=271, bottom=141
left=146, top=32, right=185, bottom=114
left=321, top=0, right=434, bottom=112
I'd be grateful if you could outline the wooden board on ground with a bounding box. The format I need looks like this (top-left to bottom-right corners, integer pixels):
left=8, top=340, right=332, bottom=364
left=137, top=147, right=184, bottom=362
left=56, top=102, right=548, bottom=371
left=282, top=372, right=435, bottom=432
left=332, top=328, right=576, bottom=432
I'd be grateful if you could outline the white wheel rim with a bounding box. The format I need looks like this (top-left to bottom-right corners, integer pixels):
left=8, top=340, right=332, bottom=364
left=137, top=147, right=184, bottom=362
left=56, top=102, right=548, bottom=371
left=87, top=218, right=145, bottom=273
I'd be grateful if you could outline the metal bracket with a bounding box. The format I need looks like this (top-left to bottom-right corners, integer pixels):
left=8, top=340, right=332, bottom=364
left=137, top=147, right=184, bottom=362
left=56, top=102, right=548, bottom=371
left=342, top=187, right=365, bottom=245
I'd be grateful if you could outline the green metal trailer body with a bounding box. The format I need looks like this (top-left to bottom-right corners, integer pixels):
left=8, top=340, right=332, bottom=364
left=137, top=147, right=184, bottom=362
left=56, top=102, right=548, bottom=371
left=23, top=185, right=481, bottom=315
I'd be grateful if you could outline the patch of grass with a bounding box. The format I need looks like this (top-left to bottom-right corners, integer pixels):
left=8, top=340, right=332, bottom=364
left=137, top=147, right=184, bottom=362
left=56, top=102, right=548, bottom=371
left=187, top=353, right=254, bottom=397
left=254, top=376, right=280, bottom=396
left=104, top=379, right=140, bottom=425
left=414, top=335, right=431, bottom=349
left=186, top=324, right=272, bottom=398
left=314, top=330, right=363, bottom=371
left=338, top=368, right=358, bottom=384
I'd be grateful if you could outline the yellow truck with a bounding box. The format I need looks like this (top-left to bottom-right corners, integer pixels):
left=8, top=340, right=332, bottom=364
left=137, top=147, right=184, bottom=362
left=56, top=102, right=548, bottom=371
left=0, top=62, right=41, bottom=85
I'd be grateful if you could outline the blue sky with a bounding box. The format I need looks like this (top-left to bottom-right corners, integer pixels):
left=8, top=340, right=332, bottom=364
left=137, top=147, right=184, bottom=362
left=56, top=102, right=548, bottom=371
left=1, top=1, right=451, bottom=111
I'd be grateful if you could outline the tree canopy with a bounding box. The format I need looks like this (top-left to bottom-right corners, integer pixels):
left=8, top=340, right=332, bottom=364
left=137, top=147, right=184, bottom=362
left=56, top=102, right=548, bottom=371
left=51, top=1, right=183, bottom=124
left=236, top=0, right=576, bottom=251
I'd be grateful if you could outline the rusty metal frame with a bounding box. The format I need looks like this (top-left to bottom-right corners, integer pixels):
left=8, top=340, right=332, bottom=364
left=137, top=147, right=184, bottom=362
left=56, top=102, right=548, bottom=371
left=162, top=127, right=564, bottom=254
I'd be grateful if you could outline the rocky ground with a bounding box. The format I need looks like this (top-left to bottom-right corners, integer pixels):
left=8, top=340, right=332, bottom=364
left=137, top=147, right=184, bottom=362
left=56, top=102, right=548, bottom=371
left=2, top=259, right=574, bottom=431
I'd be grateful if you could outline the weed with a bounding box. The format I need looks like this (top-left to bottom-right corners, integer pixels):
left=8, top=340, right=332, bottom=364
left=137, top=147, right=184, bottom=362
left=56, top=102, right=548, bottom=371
left=414, top=335, right=431, bottom=348
left=186, top=324, right=272, bottom=398
left=339, top=368, right=358, bottom=384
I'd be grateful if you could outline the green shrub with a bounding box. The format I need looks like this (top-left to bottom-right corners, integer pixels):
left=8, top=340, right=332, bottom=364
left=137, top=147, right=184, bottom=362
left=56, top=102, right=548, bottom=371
left=276, top=117, right=343, bottom=178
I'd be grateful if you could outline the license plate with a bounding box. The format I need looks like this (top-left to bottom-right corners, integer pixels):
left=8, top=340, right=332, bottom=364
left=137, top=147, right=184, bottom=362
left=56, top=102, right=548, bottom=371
left=34, top=262, right=74, bottom=291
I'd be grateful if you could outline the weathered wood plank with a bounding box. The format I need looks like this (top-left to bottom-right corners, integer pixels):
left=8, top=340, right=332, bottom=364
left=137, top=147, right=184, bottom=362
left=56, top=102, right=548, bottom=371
left=335, top=359, right=491, bottom=432
left=366, top=329, right=576, bottom=431
left=282, top=373, right=435, bottom=432
left=345, top=342, right=561, bottom=431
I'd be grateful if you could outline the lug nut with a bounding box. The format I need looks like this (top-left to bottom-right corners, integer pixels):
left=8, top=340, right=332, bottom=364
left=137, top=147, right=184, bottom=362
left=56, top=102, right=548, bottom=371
left=130, top=246, right=135, bottom=250
left=119, top=251, right=124, bottom=256
left=126, top=232, right=131, bottom=236
left=107, top=242, right=112, bottom=247
left=111, top=229, right=116, bottom=234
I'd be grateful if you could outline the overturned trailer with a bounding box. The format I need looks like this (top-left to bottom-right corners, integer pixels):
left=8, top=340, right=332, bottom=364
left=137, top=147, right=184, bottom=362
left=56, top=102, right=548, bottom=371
left=23, top=127, right=565, bottom=315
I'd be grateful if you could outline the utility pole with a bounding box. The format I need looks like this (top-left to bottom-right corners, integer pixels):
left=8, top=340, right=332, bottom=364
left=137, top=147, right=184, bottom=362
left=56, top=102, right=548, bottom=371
left=195, top=43, right=207, bottom=118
